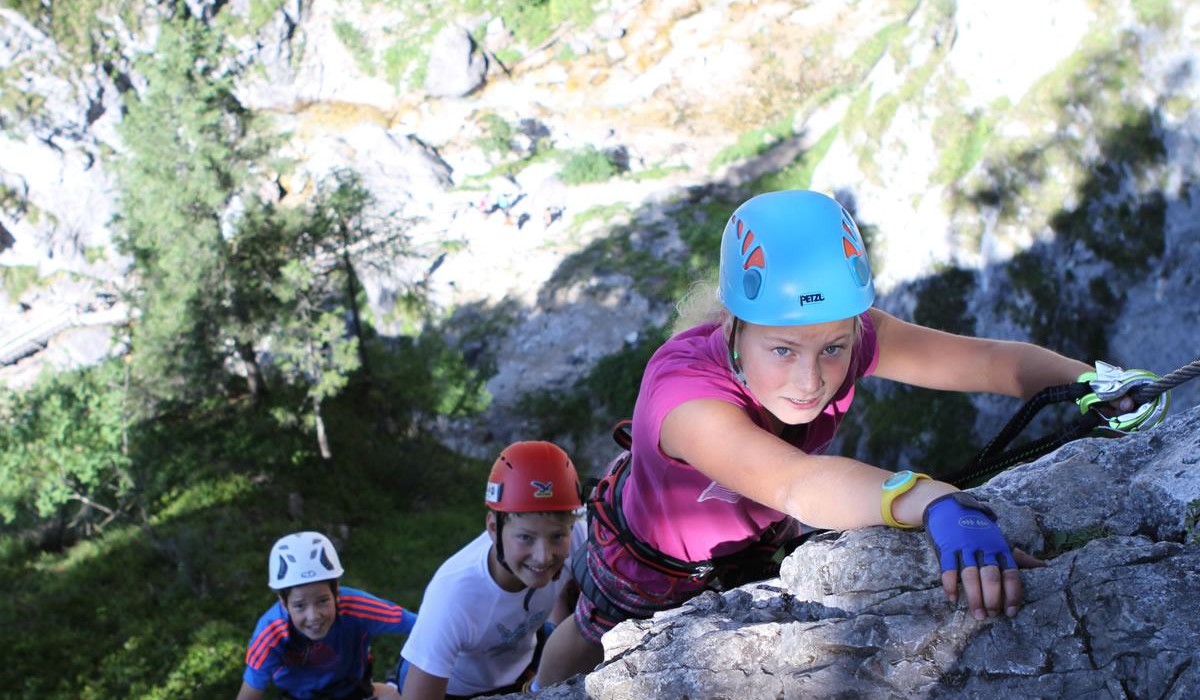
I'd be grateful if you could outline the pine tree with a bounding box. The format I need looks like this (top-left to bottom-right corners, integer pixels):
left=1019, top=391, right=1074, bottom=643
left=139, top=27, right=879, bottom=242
left=115, top=14, right=271, bottom=406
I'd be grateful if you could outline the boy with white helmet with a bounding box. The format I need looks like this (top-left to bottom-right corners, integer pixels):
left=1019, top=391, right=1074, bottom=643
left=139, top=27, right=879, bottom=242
left=235, top=531, right=416, bottom=700
left=391, top=441, right=586, bottom=699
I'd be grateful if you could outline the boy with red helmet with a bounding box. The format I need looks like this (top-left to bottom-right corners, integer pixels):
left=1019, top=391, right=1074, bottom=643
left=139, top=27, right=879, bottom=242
left=390, top=441, right=586, bottom=699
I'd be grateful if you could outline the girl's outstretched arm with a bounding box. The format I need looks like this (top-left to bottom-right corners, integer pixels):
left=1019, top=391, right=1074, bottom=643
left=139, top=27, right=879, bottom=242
left=868, top=308, right=1091, bottom=398
left=661, top=398, right=952, bottom=531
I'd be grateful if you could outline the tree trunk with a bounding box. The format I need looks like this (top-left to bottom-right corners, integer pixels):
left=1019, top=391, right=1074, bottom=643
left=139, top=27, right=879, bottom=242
left=341, top=240, right=371, bottom=382
left=314, top=396, right=333, bottom=461
left=237, top=341, right=267, bottom=401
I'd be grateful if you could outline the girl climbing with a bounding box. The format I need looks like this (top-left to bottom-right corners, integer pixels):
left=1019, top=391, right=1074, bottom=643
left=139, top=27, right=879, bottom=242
left=532, top=189, right=1161, bottom=687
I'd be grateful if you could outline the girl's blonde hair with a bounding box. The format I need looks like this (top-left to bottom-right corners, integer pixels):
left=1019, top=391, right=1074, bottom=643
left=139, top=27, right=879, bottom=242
left=671, top=278, right=729, bottom=335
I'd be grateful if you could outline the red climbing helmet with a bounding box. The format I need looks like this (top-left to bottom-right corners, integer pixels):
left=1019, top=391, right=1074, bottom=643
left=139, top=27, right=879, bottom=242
left=484, top=441, right=582, bottom=513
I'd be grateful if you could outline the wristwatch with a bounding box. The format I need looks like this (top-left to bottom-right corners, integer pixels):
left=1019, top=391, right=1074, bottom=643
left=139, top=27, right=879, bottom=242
left=881, top=470, right=931, bottom=529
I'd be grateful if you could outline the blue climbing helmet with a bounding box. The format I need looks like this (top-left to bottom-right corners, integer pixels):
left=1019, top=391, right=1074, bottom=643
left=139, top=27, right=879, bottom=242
left=718, top=190, right=875, bottom=325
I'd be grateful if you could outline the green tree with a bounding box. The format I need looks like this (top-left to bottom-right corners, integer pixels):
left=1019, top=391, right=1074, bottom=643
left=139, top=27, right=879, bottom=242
left=265, top=169, right=417, bottom=459
left=114, top=15, right=272, bottom=407
left=0, top=360, right=134, bottom=536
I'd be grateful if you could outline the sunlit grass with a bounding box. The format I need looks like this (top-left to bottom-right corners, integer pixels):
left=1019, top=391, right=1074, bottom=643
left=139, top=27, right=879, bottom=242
left=151, top=472, right=259, bottom=523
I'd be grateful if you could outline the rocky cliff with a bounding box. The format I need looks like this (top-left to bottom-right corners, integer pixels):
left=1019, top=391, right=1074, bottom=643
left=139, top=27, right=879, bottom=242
left=2, top=0, right=1198, bottom=470
left=505, top=405, right=1200, bottom=699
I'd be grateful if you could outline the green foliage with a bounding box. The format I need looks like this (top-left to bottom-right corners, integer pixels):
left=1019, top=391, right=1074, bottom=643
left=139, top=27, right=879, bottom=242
left=495, top=0, right=599, bottom=47
left=934, top=111, right=994, bottom=185
left=1132, top=0, right=1174, bottom=27
left=382, top=39, right=424, bottom=87
left=426, top=338, right=494, bottom=416
left=334, top=20, right=376, bottom=75
left=1184, top=500, right=1200, bottom=546
left=271, top=289, right=361, bottom=407
left=0, top=355, right=487, bottom=699
left=115, top=16, right=272, bottom=405
left=912, top=266, right=976, bottom=336
left=709, top=117, right=794, bottom=171
left=568, top=203, right=631, bottom=231
left=0, top=182, right=23, bottom=213
left=476, top=112, right=516, bottom=156
left=849, top=383, right=980, bottom=479
left=630, top=163, right=688, bottom=182
left=5, top=0, right=142, bottom=64
left=1043, top=526, right=1113, bottom=557
left=754, top=126, right=839, bottom=192
left=365, top=329, right=494, bottom=423
left=267, top=190, right=361, bottom=400
left=216, top=0, right=295, bottom=37
left=847, top=18, right=909, bottom=77
left=0, top=264, right=40, bottom=301
left=558, top=146, right=621, bottom=185
left=0, top=360, right=132, bottom=527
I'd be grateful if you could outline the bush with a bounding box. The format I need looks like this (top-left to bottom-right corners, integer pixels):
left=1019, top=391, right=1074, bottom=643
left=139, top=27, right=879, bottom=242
left=559, top=147, right=620, bottom=185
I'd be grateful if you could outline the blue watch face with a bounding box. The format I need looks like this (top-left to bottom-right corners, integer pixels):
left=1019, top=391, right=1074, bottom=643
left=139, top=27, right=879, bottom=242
left=883, top=470, right=913, bottom=490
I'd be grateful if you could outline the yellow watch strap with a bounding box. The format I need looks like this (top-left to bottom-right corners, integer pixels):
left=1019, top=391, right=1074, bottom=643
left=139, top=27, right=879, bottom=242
left=881, top=471, right=931, bottom=529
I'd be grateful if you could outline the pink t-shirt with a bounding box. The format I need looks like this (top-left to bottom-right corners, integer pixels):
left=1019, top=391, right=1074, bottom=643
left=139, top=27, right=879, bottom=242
left=621, top=313, right=879, bottom=564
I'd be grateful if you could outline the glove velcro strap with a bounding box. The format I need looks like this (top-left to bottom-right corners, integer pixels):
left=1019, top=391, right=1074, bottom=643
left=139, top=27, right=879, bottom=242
left=922, top=492, right=998, bottom=528
left=923, top=493, right=1011, bottom=572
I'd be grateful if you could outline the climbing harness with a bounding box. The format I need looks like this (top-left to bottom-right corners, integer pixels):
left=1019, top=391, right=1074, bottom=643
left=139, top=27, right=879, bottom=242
left=945, top=358, right=1199, bottom=487
left=575, top=421, right=794, bottom=630
left=587, top=422, right=718, bottom=580
left=584, top=422, right=791, bottom=584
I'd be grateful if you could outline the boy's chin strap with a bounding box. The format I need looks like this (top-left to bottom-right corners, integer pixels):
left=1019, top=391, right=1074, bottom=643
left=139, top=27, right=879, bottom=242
left=494, top=515, right=516, bottom=576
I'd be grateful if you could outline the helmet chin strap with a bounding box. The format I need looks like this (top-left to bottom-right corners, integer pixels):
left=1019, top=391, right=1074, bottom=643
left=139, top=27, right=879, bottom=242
left=494, top=514, right=517, bottom=576
left=727, top=317, right=749, bottom=387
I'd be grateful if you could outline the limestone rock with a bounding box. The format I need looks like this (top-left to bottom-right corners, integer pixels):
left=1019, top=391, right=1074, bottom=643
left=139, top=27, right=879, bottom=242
left=489, top=405, right=1200, bottom=698
left=424, top=25, right=488, bottom=98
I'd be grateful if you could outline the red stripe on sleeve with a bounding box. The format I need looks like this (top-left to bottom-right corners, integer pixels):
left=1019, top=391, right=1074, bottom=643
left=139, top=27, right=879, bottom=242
left=246, top=619, right=288, bottom=669
left=339, top=596, right=407, bottom=623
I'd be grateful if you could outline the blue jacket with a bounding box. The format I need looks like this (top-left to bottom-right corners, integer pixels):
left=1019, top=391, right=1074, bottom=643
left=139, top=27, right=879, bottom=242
left=243, top=586, right=416, bottom=699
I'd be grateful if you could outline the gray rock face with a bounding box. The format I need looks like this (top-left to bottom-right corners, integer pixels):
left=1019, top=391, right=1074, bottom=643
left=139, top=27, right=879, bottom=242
left=501, top=405, right=1200, bottom=699
left=424, top=25, right=488, bottom=98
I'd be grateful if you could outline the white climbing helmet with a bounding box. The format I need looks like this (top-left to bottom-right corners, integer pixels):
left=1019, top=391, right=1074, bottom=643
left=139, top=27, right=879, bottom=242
left=268, top=531, right=345, bottom=590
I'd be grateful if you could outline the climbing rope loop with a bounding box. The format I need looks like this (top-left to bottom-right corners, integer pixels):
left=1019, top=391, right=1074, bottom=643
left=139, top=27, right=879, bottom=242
left=945, top=358, right=1199, bottom=488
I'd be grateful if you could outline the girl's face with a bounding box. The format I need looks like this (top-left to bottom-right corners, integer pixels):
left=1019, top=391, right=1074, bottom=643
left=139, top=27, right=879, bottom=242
left=488, top=512, right=574, bottom=592
left=733, top=317, right=856, bottom=426
left=284, top=582, right=338, bottom=641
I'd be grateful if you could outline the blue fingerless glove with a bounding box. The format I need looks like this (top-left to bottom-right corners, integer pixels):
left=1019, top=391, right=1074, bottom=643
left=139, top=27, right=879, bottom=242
left=923, top=492, right=1015, bottom=572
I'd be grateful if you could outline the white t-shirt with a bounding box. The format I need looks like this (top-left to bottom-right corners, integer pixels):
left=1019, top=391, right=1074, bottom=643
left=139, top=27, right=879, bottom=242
left=401, top=519, right=586, bottom=696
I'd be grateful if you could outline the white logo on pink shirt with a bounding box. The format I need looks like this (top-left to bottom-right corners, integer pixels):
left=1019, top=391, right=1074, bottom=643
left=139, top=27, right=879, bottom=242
left=697, top=481, right=742, bottom=503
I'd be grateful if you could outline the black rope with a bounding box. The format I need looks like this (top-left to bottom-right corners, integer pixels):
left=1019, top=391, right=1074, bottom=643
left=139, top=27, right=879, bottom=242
left=945, top=357, right=1200, bottom=488
left=946, top=409, right=1103, bottom=487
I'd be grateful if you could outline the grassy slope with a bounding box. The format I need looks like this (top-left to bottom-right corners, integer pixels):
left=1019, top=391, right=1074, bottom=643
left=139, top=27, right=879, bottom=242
left=2, top=384, right=486, bottom=699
